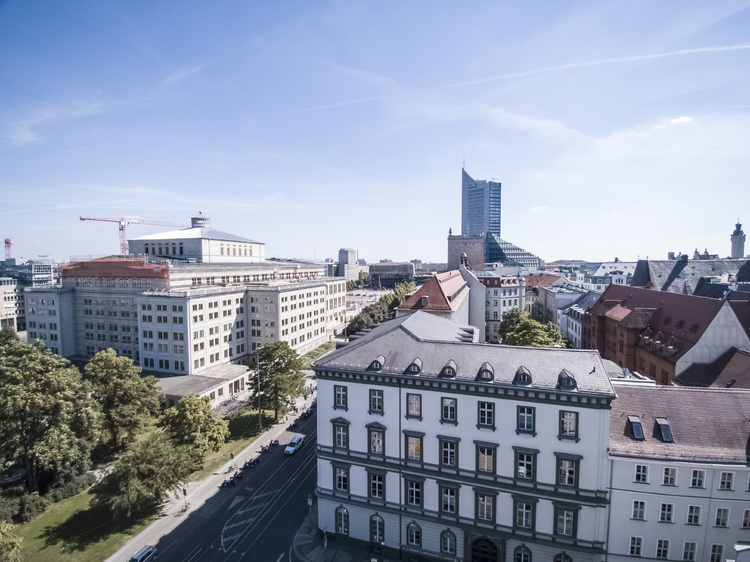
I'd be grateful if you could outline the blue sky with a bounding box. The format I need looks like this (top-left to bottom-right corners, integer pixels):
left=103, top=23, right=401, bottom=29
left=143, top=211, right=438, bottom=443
left=2, top=1, right=749, bottom=264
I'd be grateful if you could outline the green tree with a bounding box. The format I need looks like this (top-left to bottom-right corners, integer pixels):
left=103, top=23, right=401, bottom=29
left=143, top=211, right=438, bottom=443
left=255, top=341, right=304, bottom=420
left=85, top=349, right=160, bottom=447
left=94, top=433, right=194, bottom=517
left=0, top=340, right=100, bottom=493
left=345, top=281, right=415, bottom=334
left=0, top=521, right=22, bottom=562
left=0, top=327, right=20, bottom=350
left=499, top=310, right=565, bottom=347
left=160, top=394, right=229, bottom=460
left=497, top=309, right=524, bottom=343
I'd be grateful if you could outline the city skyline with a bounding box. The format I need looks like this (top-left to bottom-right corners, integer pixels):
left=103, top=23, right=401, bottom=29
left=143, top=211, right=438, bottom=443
left=1, top=2, right=749, bottom=264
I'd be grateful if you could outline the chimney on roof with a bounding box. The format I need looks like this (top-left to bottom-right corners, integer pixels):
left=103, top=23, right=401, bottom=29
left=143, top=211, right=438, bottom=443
left=191, top=216, right=210, bottom=229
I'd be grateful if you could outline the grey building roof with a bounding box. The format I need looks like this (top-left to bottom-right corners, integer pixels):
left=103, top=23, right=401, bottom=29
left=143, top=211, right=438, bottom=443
left=610, top=384, right=750, bottom=463
left=673, top=347, right=750, bottom=389
left=156, top=374, right=229, bottom=396
left=133, top=227, right=261, bottom=244
left=316, top=311, right=615, bottom=397
left=631, top=258, right=750, bottom=293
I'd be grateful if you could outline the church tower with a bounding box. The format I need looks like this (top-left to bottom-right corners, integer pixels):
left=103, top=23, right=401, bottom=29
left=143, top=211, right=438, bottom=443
left=731, top=221, right=745, bottom=259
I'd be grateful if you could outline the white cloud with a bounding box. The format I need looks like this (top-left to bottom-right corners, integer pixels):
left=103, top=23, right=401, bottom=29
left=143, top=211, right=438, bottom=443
left=655, top=116, right=693, bottom=129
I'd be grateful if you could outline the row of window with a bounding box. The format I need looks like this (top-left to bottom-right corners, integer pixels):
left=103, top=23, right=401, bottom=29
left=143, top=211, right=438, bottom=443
left=629, top=536, right=725, bottom=561
left=634, top=464, right=748, bottom=490
left=334, top=386, right=579, bottom=440
left=632, top=500, right=750, bottom=528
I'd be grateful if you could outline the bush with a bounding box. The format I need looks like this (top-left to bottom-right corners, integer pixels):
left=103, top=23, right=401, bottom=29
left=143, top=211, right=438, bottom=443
left=47, top=472, right=97, bottom=503
left=16, top=493, right=48, bottom=522
left=0, top=495, right=20, bottom=523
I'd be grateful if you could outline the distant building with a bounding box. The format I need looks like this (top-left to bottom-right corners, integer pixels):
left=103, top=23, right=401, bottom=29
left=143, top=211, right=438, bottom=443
left=559, top=291, right=602, bottom=349
left=338, top=248, right=357, bottom=267
left=368, top=262, right=414, bottom=289
left=461, top=168, right=501, bottom=237
left=631, top=256, right=750, bottom=295
left=567, top=261, right=636, bottom=292
left=475, top=272, right=525, bottom=339
left=1, top=278, right=19, bottom=330
left=0, top=257, right=58, bottom=330
left=731, top=221, right=746, bottom=259
left=447, top=234, right=484, bottom=270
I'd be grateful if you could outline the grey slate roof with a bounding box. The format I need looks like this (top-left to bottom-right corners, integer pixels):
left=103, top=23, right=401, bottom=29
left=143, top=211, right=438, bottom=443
left=316, top=311, right=615, bottom=397
left=631, top=259, right=750, bottom=293
left=674, top=347, right=750, bottom=389
left=610, top=384, right=750, bottom=462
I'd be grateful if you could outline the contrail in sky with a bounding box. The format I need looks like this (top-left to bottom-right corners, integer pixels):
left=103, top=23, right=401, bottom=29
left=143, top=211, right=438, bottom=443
left=286, top=44, right=750, bottom=114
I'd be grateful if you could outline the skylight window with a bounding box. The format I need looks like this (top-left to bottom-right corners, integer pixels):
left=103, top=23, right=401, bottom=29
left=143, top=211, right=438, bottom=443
left=655, top=418, right=673, bottom=443
left=628, top=415, right=644, bottom=441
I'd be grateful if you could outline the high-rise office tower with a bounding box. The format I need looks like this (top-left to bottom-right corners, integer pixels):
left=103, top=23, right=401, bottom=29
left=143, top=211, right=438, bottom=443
left=461, top=168, right=501, bottom=237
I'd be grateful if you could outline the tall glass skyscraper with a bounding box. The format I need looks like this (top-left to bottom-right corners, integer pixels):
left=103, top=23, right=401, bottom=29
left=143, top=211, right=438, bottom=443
left=461, top=168, right=501, bottom=237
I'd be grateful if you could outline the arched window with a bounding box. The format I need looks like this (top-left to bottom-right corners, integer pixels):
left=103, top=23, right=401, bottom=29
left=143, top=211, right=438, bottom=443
left=553, top=553, right=572, bottom=562
left=440, top=530, right=456, bottom=554
left=406, top=522, right=421, bottom=547
left=335, top=506, right=349, bottom=535
left=514, top=545, right=532, bottom=562
left=370, top=514, right=384, bottom=543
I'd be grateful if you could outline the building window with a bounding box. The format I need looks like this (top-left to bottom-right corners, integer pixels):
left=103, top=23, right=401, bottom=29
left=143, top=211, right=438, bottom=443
left=719, top=472, right=734, bottom=490
left=478, top=401, right=495, bottom=429
left=476, top=491, right=494, bottom=522
left=334, top=466, right=349, bottom=492
left=690, top=469, right=705, bottom=488
left=406, top=523, right=421, bottom=547
left=553, top=554, right=572, bottom=562
left=334, top=385, right=347, bottom=410
left=333, top=420, right=349, bottom=449
left=682, top=542, right=697, bottom=561
left=514, top=499, right=535, bottom=529
left=439, top=438, right=458, bottom=468
left=440, top=486, right=457, bottom=515
left=655, top=539, right=670, bottom=559
left=370, top=514, right=384, bottom=543
left=406, top=393, right=422, bottom=419
left=686, top=505, right=702, bottom=525
left=440, top=530, right=456, bottom=555
left=556, top=455, right=579, bottom=487
left=477, top=444, right=495, bottom=474
left=559, top=410, right=578, bottom=440
left=335, top=506, right=348, bottom=535
left=368, top=426, right=384, bottom=455
left=742, top=509, right=750, bottom=529
left=515, top=449, right=537, bottom=481
left=629, top=536, right=643, bottom=556
left=516, top=406, right=535, bottom=435
left=514, top=545, right=532, bottom=562
left=441, top=397, right=457, bottom=424
left=554, top=506, right=577, bottom=537
left=663, top=467, right=677, bottom=486
left=368, top=389, right=383, bottom=414
left=632, top=500, right=646, bottom=520
left=407, top=480, right=422, bottom=507
left=714, top=507, right=729, bottom=527
left=405, top=432, right=423, bottom=461
left=368, top=472, right=384, bottom=499
left=659, top=503, right=674, bottom=523
left=709, top=545, right=724, bottom=562
left=635, top=464, right=649, bottom=483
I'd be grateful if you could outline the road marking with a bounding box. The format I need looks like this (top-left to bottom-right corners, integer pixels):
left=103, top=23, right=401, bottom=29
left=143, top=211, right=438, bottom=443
left=229, top=496, right=245, bottom=510
left=276, top=553, right=285, bottom=562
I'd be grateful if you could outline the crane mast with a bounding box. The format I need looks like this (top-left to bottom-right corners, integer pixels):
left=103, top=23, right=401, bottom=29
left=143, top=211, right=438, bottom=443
left=79, top=217, right=188, bottom=255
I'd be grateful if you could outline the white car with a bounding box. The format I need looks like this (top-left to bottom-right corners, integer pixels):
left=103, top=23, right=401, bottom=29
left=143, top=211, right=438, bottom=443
left=285, top=435, right=304, bottom=455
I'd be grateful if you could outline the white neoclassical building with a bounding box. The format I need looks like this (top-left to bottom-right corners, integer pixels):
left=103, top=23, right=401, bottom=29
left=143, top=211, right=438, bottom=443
left=313, top=311, right=616, bottom=562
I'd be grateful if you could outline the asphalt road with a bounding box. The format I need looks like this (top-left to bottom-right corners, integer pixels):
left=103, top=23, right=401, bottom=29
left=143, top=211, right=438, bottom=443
left=152, top=410, right=318, bottom=562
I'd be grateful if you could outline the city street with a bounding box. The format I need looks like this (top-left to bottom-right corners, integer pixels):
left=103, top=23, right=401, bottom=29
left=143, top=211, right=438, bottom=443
left=151, top=410, right=318, bottom=562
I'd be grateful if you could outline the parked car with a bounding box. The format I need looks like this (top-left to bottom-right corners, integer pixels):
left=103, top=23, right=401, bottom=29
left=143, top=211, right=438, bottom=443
left=285, top=435, right=304, bottom=455
left=129, top=545, right=157, bottom=562
left=311, top=399, right=317, bottom=408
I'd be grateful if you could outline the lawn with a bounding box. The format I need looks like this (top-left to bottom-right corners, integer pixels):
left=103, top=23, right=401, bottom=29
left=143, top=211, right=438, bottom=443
left=16, top=490, right=157, bottom=562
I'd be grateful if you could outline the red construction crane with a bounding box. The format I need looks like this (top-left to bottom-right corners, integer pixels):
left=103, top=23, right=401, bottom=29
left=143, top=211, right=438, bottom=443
left=80, top=217, right=188, bottom=255
left=4, top=238, right=11, bottom=260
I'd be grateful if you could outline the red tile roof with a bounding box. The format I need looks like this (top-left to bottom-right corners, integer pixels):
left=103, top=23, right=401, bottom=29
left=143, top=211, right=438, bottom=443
left=400, top=270, right=468, bottom=311
left=524, top=274, right=562, bottom=289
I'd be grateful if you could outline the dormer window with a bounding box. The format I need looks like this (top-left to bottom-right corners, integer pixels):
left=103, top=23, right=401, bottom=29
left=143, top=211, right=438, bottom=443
left=440, top=359, right=457, bottom=378
left=368, top=354, right=385, bottom=371
left=557, top=369, right=577, bottom=391
left=420, top=296, right=428, bottom=307
left=513, top=366, right=532, bottom=386
left=406, top=357, right=422, bottom=375
left=476, top=362, right=494, bottom=382
left=628, top=415, right=644, bottom=440
left=655, top=417, right=673, bottom=443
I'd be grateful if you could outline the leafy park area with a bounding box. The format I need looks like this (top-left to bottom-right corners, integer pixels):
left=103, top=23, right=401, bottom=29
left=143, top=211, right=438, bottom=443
left=0, top=327, right=309, bottom=562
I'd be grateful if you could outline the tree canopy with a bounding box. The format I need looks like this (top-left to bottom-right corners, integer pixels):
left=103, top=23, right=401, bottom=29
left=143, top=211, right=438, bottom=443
left=255, top=341, right=304, bottom=420
left=160, top=394, right=229, bottom=460
left=345, top=281, right=416, bottom=334
left=0, top=521, right=22, bottom=562
left=94, top=432, right=194, bottom=517
left=498, top=310, right=565, bottom=348
left=85, top=349, right=160, bottom=447
left=0, top=339, right=100, bottom=492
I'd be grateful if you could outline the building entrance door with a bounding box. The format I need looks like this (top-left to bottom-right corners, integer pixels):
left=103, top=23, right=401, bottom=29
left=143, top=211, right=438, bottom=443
left=470, top=537, right=500, bottom=562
